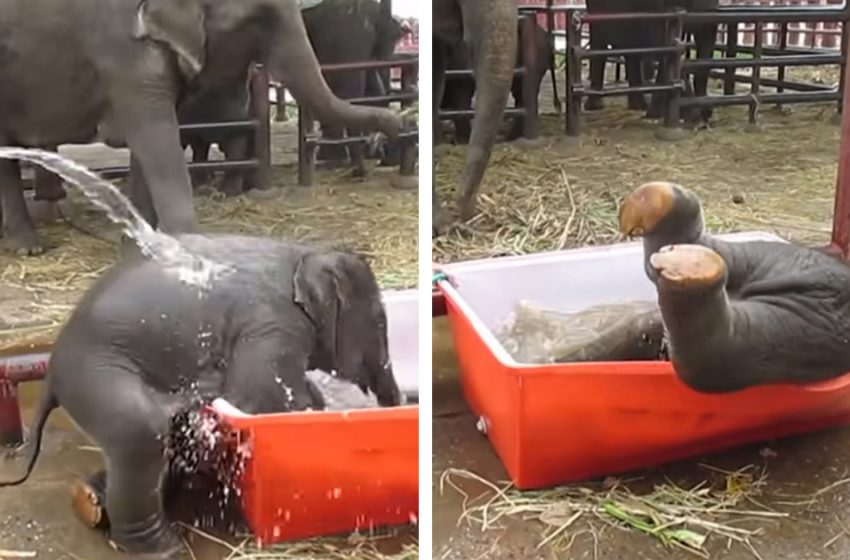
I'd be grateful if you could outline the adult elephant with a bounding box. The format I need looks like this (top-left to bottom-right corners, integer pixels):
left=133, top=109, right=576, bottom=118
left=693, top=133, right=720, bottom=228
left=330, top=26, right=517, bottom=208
left=0, top=235, right=402, bottom=558
left=177, top=78, right=256, bottom=198
left=439, top=20, right=552, bottom=145
left=302, top=0, right=410, bottom=176
left=618, top=182, right=850, bottom=392
left=584, top=0, right=718, bottom=123
left=434, top=0, right=518, bottom=233
left=0, top=0, right=401, bottom=255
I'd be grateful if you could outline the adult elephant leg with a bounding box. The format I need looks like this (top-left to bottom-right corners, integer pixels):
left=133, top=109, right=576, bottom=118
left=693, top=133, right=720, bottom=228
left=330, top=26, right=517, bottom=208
left=0, top=157, right=43, bottom=255
left=585, top=24, right=606, bottom=111
left=457, top=0, right=518, bottom=221
left=129, top=155, right=156, bottom=229
left=33, top=145, right=66, bottom=202
left=219, top=134, right=248, bottom=197
left=117, top=99, right=197, bottom=234
left=691, top=24, right=717, bottom=123
left=189, top=138, right=212, bottom=189
left=433, top=42, right=449, bottom=236
left=625, top=55, right=648, bottom=111
left=645, top=55, right=666, bottom=119
left=452, top=76, right=475, bottom=145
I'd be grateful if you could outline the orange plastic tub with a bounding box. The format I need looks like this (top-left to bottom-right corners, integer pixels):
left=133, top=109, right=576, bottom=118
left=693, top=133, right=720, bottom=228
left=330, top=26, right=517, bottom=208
left=438, top=232, right=850, bottom=490
left=209, top=289, right=419, bottom=545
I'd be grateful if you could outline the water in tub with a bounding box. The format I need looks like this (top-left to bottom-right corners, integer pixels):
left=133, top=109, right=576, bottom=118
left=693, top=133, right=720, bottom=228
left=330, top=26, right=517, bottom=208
left=495, top=299, right=667, bottom=364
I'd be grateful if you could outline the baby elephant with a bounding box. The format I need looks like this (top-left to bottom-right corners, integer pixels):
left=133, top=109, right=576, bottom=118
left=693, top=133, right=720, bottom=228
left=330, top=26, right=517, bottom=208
left=619, top=181, right=850, bottom=393
left=0, top=235, right=401, bottom=558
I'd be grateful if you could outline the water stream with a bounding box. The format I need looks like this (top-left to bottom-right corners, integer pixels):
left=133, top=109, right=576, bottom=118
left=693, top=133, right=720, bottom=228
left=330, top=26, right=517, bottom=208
left=0, top=148, right=232, bottom=289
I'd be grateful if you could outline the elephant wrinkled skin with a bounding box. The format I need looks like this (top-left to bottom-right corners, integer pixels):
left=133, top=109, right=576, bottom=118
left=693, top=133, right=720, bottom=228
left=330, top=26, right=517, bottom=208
left=0, top=0, right=402, bottom=255
left=619, top=182, right=850, bottom=393
left=433, top=0, right=518, bottom=232
left=0, top=235, right=402, bottom=558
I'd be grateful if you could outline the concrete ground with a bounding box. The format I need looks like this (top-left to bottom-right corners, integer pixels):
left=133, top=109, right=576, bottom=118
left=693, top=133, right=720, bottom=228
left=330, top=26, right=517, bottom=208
left=433, top=317, right=850, bottom=560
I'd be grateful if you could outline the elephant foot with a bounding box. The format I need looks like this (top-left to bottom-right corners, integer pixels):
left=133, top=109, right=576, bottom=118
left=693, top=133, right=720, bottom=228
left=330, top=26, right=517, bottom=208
left=108, top=521, right=184, bottom=560
left=628, top=95, right=649, bottom=112
left=244, top=187, right=283, bottom=201
left=433, top=145, right=453, bottom=158
left=584, top=97, right=604, bottom=111
left=2, top=229, right=45, bottom=256
left=771, top=104, right=793, bottom=117
left=218, top=177, right=245, bottom=198
left=391, top=174, right=418, bottom=190
left=650, top=244, right=727, bottom=289
left=654, top=127, right=689, bottom=142
left=70, top=475, right=109, bottom=529
left=25, top=199, right=62, bottom=226
left=511, top=136, right=547, bottom=150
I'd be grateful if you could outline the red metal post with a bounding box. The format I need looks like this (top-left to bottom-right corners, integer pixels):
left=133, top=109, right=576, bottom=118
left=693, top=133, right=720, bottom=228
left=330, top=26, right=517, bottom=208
left=0, top=380, right=23, bottom=446
left=829, top=41, right=850, bottom=258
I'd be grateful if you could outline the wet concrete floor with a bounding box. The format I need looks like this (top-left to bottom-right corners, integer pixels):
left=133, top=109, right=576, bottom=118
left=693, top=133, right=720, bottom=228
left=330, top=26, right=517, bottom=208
left=433, top=316, right=850, bottom=560
left=0, top=381, right=415, bottom=559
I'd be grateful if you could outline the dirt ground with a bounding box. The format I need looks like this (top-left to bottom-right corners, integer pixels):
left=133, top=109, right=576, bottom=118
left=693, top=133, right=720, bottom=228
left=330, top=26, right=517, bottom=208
left=0, top=122, right=419, bottom=559
left=433, top=66, right=850, bottom=560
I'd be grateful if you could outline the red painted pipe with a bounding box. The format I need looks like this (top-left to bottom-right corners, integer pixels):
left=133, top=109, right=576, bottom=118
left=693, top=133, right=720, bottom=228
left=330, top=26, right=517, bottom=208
left=0, top=354, right=50, bottom=446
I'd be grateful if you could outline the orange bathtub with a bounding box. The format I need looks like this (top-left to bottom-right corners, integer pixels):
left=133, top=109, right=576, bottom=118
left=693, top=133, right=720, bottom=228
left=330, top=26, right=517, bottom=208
left=209, top=289, right=419, bottom=545
left=438, top=232, right=850, bottom=489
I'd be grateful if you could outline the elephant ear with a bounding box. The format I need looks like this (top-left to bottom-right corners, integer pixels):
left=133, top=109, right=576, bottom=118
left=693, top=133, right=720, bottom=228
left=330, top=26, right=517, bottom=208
left=135, top=0, right=206, bottom=78
left=293, top=252, right=350, bottom=372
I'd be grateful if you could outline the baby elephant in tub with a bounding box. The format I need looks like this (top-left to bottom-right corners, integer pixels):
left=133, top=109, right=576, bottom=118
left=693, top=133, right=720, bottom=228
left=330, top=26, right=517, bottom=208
left=0, top=235, right=401, bottom=559
left=618, top=181, right=850, bottom=393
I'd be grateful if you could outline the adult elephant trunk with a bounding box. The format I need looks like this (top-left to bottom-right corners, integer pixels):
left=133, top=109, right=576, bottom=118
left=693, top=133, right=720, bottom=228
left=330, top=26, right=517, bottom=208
left=270, top=0, right=402, bottom=140
left=458, top=0, right=518, bottom=221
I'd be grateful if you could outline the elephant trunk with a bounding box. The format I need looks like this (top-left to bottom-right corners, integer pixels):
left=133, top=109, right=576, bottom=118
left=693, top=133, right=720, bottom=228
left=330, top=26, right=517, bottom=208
left=271, top=2, right=402, bottom=139
left=458, top=2, right=518, bottom=221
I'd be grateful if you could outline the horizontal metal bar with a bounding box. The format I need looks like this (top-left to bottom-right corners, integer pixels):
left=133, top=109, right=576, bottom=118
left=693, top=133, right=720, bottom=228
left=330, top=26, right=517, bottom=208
left=579, top=45, right=683, bottom=59
left=685, top=9, right=849, bottom=24
left=346, top=92, right=418, bottom=105
left=706, top=70, right=835, bottom=92
left=714, top=43, right=838, bottom=57
left=445, top=67, right=526, bottom=78
left=578, top=83, right=683, bottom=97
left=179, top=120, right=257, bottom=132
left=303, top=129, right=419, bottom=147
left=321, top=57, right=418, bottom=73
left=576, top=11, right=685, bottom=23
left=683, top=53, right=842, bottom=70
left=679, top=89, right=839, bottom=108
left=98, top=159, right=260, bottom=179
left=439, top=107, right=526, bottom=120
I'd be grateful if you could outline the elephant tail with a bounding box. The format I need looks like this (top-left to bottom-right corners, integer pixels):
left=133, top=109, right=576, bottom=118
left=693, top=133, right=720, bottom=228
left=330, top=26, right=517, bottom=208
left=0, top=387, right=58, bottom=486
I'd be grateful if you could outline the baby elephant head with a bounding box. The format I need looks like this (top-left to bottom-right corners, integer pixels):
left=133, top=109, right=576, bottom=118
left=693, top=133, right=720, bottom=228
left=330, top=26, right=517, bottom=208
left=293, top=250, right=402, bottom=407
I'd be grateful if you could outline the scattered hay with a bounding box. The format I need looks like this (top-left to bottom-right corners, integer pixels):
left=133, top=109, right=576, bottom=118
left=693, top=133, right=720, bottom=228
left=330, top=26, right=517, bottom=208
left=182, top=523, right=418, bottom=560
left=434, top=70, right=839, bottom=263
left=439, top=465, right=788, bottom=559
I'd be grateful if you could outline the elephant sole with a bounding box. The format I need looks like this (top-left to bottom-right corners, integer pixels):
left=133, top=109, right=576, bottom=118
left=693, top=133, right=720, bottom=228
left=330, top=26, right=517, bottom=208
left=650, top=244, right=726, bottom=287
left=70, top=478, right=107, bottom=529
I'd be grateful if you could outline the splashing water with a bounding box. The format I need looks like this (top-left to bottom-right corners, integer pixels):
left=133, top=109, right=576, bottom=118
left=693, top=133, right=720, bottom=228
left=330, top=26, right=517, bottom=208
left=0, top=148, right=232, bottom=288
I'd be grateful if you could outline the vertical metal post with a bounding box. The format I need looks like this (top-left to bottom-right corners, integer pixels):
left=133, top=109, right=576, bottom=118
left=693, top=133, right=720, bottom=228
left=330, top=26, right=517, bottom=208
left=399, top=59, right=418, bottom=178
left=831, top=24, right=850, bottom=258
left=521, top=15, right=541, bottom=140
left=724, top=21, right=739, bottom=95
left=249, top=65, right=271, bottom=191
left=838, top=18, right=850, bottom=115
left=663, top=12, right=684, bottom=131
left=749, top=21, right=763, bottom=125
left=0, top=378, right=23, bottom=447
left=546, top=0, right=561, bottom=113
left=777, top=22, right=789, bottom=95
left=298, top=106, right=315, bottom=187
left=566, top=10, right=582, bottom=137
